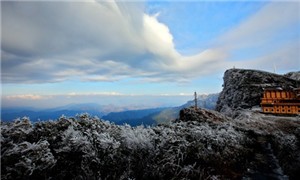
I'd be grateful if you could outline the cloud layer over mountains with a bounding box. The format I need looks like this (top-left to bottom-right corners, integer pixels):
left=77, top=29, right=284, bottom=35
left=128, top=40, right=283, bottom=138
left=2, top=1, right=299, bottom=84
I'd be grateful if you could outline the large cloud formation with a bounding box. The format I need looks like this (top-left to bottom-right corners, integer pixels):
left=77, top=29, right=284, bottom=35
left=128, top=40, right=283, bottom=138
left=1, top=1, right=299, bottom=84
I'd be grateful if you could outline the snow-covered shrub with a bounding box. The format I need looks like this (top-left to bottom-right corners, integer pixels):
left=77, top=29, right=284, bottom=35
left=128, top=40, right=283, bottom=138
left=120, top=125, right=154, bottom=150
left=1, top=117, right=33, bottom=143
left=1, top=112, right=254, bottom=179
left=1, top=140, right=55, bottom=179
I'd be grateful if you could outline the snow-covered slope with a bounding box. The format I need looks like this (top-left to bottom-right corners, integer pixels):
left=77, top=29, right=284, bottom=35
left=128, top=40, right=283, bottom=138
left=2, top=107, right=299, bottom=179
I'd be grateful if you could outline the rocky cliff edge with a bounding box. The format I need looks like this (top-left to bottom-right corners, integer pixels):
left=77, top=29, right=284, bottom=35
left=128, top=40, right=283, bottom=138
left=215, top=68, right=300, bottom=117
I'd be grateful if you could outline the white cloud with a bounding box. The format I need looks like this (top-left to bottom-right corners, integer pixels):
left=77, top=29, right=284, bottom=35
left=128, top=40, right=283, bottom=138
left=67, top=92, right=123, bottom=96
left=236, top=41, right=300, bottom=71
left=218, top=2, right=300, bottom=50
left=217, top=2, right=300, bottom=70
left=143, top=13, right=177, bottom=57
left=5, top=94, right=50, bottom=100
left=1, top=1, right=299, bottom=84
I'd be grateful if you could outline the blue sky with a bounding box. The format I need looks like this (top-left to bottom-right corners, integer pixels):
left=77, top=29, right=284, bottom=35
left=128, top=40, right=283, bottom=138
left=1, top=0, right=300, bottom=108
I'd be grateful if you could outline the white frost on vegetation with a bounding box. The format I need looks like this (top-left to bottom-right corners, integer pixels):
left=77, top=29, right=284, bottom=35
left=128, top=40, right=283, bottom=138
left=120, top=125, right=155, bottom=150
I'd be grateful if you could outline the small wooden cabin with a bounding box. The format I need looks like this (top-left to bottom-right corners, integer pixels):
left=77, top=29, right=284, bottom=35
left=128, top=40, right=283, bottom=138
left=261, top=88, right=300, bottom=115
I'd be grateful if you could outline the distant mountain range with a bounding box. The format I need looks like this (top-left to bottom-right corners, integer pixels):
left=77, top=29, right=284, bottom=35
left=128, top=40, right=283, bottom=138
left=1, top=103, right=104, bottom=122
left=1, top=93, right=219, bottom=126
left=102, top=107, right=168, bottom=126
left=1, top=103, right=151, bottom=122
left=102, top=93, right=219, bottom=125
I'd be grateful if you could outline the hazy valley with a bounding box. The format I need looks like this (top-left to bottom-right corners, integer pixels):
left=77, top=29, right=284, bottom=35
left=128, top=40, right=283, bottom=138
left=1, top=93, right=219, bottom=126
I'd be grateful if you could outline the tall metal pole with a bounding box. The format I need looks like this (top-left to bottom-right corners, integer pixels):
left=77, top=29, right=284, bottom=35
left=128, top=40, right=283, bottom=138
left=194, top=91, right=197, bottom=110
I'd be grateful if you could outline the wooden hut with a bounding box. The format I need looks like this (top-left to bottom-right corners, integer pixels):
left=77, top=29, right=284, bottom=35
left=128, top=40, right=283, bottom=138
left=261, top=88, right=300, bottom=115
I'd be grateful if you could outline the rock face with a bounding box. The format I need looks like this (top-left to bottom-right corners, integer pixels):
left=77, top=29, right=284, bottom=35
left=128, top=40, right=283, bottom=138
left=179, top=107, right=229, bottom=123
left=284, top=71, right=300, bottom=81
left=215, top=68, right=299, bottom=116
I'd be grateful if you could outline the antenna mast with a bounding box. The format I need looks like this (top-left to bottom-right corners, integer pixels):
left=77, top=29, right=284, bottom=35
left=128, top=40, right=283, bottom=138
left=273, top=64, right=277, bottom=73
left=194, top=91, right=198, bottom=110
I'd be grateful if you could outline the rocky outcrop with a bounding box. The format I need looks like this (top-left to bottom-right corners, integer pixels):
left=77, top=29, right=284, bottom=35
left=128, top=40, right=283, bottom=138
left=284, top=71, right=300, bottom=81
left=215, top=68, right=299, bottom=116
left=179, top=107, right=230, bottom=123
